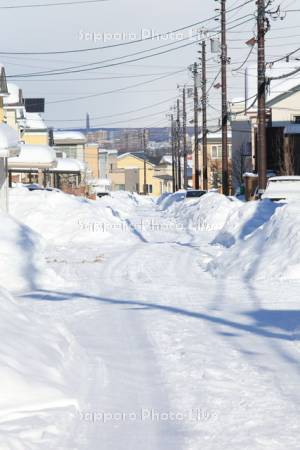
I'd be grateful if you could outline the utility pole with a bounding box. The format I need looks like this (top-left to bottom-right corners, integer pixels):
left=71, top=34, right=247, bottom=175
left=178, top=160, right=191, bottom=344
left=193, top=62, right=200, bottom=190
left=257, top=0, right=267, bottom=193
left=182, top=87, right=188, bottom=189
left=170, top=114, right=176, bottom=192
left=143, top=128, right=147, bottom=195
left=176, top=98, right=182, bottom=190
left=201, top=40, right=208, bottom=191
left=221, top=0, right=229, bottom=195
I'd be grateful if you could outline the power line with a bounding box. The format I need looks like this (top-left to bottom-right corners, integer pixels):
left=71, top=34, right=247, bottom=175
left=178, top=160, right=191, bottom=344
left=8, top=34, right=199, bottom=78
left=0, top=0, right=253, bottom=55
left=268, top=65, right=300, bottom=81
left=0, top=0, right=107, bottom=8
left=267, top=46, right=300, bottom=65
left=7, top=15, right=255, bottom=80
left=46, top=69, right=186, bottom=104
left=43, top=95, right=178, bottom=122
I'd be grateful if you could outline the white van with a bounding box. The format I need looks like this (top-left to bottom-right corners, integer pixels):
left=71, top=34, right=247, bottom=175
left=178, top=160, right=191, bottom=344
left=261, top=176, right=300, bottom=202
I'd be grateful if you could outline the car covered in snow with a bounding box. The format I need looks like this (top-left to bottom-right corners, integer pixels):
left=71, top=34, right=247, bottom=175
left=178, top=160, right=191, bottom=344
left=261, top=176, right=300, bottom=202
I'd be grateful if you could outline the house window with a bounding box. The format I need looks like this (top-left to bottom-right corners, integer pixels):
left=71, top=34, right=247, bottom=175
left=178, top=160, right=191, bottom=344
left=211, top=145, right=222, bottom=159
left=211, top=145, right=232, bottom=159
left=294, top=116, right=300, bottom=124
left=148, top=184, right=153, bottom=193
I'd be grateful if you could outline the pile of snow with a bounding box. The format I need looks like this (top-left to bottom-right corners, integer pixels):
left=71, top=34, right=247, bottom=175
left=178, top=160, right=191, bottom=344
left=0, top=288, right=87, bottom=448
left=161, top=192, right=241, bottom=232
left=0, top=210, right=59, bottom=292
left=212, top=199, right=280, bottom=248
left=100, top=191, right=155, bottom=218
left=209, top=200, right=300, bottom=280
left=9, top=187, right=136, bottom=245
left=157, top=191, right=186, bottom=212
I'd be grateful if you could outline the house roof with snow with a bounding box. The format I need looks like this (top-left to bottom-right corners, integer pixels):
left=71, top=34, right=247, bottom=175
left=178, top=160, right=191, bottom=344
left=118, top=151, right=161, bottom=166
left=8, top=144, right=57, bottom=169
left=198, top=130, right=232, bottom=141
left=24, top=112, right=47, bottom=131
left=52, top=158, right=85, bottom=173
left=3, top=83, right=22, bottom=106
left=54, top=131, right=87, bottom=145
left=246, top=62, right=300, bottom=107
left=160, top=155, right=172, bottom=165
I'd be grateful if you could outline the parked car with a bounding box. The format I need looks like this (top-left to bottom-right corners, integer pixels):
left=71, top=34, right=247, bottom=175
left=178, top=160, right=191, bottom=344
left=24, top=184, right=60, bottom=192
left=261, top=176, right=300, bottom=202
left=97, top=192, right=110, bottom=198
left=185, top=189, right=207, bottom=199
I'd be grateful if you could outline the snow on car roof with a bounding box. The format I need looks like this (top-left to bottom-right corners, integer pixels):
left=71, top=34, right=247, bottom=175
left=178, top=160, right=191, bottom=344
left=268, top=176, right=300, bottom=181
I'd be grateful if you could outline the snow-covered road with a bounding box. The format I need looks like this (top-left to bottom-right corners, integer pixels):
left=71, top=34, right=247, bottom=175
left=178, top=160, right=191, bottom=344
left=2, top=190, right=300, bottom=449
left=15, top=199, right=300, bottom=449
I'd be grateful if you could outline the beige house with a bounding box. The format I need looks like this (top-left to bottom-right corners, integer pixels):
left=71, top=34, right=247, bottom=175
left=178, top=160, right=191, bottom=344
left=106, top=152, right=162, bottom=195
left=153, top=155, right=174, bottom=194
left=193, top=131, right=232, bottom=191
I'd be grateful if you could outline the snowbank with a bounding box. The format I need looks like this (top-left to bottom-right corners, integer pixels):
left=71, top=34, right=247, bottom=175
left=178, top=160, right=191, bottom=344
left=209, top=200, right=300, bottom=280
left=0, top=288, right=87, bottom=448
left=0, top=210, right=59, bottom=292
left=100, top=191, right=155, bottom=218
left=161, top=192, right=241, bottom=232
left=9, top=187, right=137, bottom=245
left=212, top=199, right=280, bottom=247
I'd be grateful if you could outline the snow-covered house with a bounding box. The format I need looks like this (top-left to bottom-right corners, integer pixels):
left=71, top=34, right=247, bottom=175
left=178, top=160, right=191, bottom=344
left=230, top=62, right=300, bottom=190
left=0, top=124, right=20, bottom=211
left=4, top=83, right=49, bottom=146
left=51, top=158, right=85, bottom=189
left=53, top=131, right=87, bottom=161
left=0, top=67, right=21, bottom=211
left=191, top=131, right=232, bottom=191
left=8, top=144, right=57, bottom=186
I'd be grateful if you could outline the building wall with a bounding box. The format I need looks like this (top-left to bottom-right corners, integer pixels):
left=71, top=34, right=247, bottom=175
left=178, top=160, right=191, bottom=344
left=197, top=139, right=232, bottom=190
left=0, top=98, right=4, bottom=123
left=99, top=151, right=118, bottom=180
left=0, top=158, right=8, bottom=211
left=125, top=169, right=139, bottom=192
left=0, top=99, right=7, bottom=210
left=85, top=144, right=99, bottom=179
left=23, top=132, right=49, bottom=146
left=54, top=143, right=85, bottom=161
left=271, top=91, right=300, bottom=122
left=231, top=120, right=253, bottom=191
left=110, top=170, right=125, bottom=190
left=5, top=110, right=19, bottom=132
